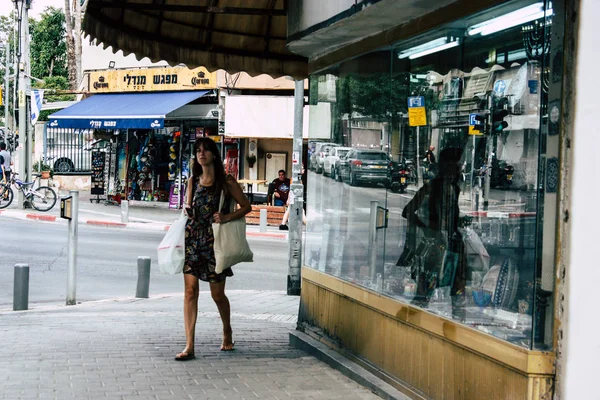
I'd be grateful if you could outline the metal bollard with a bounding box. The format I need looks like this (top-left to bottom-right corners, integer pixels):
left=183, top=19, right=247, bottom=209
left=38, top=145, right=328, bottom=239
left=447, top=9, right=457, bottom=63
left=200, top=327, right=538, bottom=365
left=13, top=264, right=29, bottom=311
left=259, top=208, right=267, bottom=232
left=121, top=200, right=129, bottom=223
left=136, top=256, right=151, bottom=298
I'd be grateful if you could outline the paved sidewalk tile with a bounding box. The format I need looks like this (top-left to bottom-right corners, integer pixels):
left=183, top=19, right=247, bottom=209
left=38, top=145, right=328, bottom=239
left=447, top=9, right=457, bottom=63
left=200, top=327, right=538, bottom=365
left=0, top=291, right=381, bottom=400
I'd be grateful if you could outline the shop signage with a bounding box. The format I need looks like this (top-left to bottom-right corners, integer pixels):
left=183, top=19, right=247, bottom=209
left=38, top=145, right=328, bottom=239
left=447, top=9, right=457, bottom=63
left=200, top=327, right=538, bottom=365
left=407, top=96, right=426, bottom=127
left=468, top=113, right=483, bottom=136
left=89, top=66, right=217, bottom=93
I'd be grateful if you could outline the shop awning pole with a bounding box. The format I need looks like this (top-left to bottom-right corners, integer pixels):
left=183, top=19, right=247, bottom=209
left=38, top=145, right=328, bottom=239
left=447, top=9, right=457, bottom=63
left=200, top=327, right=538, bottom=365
left=287, top=79, right=304, bottom=296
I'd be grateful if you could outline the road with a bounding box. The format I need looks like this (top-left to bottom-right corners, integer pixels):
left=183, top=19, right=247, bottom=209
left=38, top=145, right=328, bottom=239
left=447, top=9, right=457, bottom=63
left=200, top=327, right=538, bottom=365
left=304, top=170, right=529, bottom=275
left=0, top=218, right=289, bottom=308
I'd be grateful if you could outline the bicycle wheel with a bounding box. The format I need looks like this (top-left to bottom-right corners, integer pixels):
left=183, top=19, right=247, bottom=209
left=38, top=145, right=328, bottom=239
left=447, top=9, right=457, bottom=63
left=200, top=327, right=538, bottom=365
left=0, top=186, right=14, bottom=209
left=30, top=186, right=57, bottom=212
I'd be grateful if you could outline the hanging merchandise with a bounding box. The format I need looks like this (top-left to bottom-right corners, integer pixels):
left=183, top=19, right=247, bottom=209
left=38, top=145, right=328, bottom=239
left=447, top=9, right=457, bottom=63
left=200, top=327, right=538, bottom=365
left=168, top=131, right=180, bottom=180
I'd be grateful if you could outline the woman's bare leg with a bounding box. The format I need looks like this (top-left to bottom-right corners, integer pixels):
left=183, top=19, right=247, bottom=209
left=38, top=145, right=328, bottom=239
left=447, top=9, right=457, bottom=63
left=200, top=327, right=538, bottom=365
left=209, top=279, right=233, bottom=350
left=178, top=273, right=199, bottom=358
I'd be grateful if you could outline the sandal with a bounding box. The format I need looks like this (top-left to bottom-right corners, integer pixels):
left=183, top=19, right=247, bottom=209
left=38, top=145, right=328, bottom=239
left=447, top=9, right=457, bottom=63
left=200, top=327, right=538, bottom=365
left=220, top=341, right=235, bottom=351
left=174, top=350, right=195, bottom=361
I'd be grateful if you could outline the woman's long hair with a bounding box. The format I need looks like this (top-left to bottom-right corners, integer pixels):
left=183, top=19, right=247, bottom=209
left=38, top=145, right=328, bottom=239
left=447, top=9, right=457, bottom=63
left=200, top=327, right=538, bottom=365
left=191, top=137, right=226, bottom=195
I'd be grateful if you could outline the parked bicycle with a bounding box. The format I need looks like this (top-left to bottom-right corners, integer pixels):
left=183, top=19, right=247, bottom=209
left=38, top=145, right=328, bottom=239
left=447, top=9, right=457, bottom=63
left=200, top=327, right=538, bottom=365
left=0, top=172, right=57, bottom=211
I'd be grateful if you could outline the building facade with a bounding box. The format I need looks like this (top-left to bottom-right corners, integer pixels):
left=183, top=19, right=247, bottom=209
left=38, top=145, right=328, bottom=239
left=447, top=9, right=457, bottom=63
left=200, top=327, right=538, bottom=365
left=287, top=0, right=572, bottom=398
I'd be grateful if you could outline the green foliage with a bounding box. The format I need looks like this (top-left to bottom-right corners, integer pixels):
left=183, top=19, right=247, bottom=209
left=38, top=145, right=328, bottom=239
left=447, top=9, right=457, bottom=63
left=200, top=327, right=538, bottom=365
left=336, top=73, right=411, bottom=122
left=30, top=7, right=67, bottom=80
left=32, top=159, right=53, bottom=176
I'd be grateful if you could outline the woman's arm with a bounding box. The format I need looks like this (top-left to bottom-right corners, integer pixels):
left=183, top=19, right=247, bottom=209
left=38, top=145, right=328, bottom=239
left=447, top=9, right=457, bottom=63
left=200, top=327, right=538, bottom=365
left=185, top=177, right=194, bottom=207
left=215, top=176, right=252, bottom=224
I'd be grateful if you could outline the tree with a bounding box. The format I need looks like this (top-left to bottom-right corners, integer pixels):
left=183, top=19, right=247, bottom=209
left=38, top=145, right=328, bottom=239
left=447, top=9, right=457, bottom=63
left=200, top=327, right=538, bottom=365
left=0, top=13, right=17, bottom=127
left=64, top=0, right=82, bottom=89
left=30, top=7, right=67, bottom=79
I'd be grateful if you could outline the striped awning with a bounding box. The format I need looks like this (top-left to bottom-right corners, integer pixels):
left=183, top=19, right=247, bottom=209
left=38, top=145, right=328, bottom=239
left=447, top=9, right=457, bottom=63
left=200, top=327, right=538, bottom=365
left=83, top=0, right=308, bottom=80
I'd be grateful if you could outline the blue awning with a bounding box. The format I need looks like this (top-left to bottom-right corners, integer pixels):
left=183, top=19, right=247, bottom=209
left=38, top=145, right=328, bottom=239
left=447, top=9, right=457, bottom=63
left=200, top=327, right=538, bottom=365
left=48, top=91, right=210, bottom=129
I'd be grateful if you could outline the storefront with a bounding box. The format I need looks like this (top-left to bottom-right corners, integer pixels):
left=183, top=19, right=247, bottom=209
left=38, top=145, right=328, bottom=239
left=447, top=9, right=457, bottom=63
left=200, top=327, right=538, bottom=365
left=49, top=67, right=219, bottom=206
left=224, top=94, right=309, bottom=194
left=292, top=0, right=563, bottom=398
left=79, top=0, right=591, bottom=397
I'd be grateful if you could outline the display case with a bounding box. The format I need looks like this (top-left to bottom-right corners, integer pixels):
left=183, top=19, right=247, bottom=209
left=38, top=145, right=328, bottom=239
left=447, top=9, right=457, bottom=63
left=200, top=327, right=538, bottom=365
left=304, top=0, right=556, bottom=351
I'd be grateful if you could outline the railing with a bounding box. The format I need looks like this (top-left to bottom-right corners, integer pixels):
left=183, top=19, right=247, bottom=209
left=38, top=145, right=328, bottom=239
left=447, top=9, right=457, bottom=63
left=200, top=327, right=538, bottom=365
left=44, top=125, right=93, bottom=174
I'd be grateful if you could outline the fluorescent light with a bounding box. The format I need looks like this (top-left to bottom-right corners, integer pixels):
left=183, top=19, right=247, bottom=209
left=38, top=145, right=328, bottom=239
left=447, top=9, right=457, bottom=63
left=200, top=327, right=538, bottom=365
left=408, top=40, right=460, bottom=59
left=468, top=3, right=552, bottom=36
left=397, top=37, right=449, bottom=59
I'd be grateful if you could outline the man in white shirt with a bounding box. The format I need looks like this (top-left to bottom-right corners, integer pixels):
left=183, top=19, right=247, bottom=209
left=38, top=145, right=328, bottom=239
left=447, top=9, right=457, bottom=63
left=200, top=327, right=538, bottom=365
left=0, top=142, right=12, bottom=182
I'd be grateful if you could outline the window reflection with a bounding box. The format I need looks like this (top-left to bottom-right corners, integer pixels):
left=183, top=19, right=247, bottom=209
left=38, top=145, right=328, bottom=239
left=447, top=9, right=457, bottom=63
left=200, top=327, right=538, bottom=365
left=305, top=0, right=554, bottom=351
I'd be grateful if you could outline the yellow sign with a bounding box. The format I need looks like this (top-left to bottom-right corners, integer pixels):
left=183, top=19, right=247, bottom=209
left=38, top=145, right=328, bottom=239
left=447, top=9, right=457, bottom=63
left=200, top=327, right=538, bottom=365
left=89, top=66, right=217, bottom=93
left=0, top=89, right=3, bottom=106
left=408, top=107, right=427, bottom=127
left=18, top=90, right=25, bottom=107
left=468, top=125, right=483, bottom=136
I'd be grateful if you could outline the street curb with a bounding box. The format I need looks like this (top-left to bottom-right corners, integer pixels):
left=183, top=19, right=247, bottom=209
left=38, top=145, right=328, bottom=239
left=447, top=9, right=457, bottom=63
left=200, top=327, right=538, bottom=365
left=247, top=231, right=287, bottom=239
left=86, top=220, right=127, bottom=228
left=26, top=214, right=57, bottom=222
left=289, top=330, right=411, bottom=400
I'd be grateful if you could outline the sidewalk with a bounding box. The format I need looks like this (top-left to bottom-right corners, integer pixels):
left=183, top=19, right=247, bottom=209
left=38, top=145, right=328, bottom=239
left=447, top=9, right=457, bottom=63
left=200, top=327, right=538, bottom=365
left=0, top=192, right=287, bottom=238
left=0, top=291, right=381, bottom=400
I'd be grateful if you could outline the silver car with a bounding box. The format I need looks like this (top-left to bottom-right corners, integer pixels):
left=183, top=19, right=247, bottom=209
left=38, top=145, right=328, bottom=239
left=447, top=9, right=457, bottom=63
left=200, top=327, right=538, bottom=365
left=310, top=142, right=340, bottom=174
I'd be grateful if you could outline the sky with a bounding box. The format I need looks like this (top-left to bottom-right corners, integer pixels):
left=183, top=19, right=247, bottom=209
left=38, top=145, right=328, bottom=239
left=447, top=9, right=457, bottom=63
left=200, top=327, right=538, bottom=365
left=2, top=0, right=64, bottom=19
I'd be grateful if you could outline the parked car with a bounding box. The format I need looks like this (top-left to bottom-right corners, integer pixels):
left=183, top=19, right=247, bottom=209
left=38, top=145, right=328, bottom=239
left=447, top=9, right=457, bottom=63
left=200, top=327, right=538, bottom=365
left=338, top=149, right=390, bottom=187
left=310, top=142, right=340, bottom=173
left=44, top=139, right=107, bottom=173
left=323, top=146, right=352, bottom=178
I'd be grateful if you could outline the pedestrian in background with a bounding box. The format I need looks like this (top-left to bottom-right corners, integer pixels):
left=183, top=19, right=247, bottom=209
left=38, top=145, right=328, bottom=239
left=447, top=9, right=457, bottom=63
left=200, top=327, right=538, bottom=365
left=0, top=142, right=11, bottom=182
left=272, top=170, right=291, bottom=206
left=176, top=137, right=251, bottom=361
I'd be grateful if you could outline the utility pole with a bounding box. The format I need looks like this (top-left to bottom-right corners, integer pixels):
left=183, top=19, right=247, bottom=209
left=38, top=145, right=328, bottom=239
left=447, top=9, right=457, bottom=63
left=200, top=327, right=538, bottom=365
left=287, top=79, right=304, bottom=296
left=16, top=0, right=30, bottom=207
left=3, top=41, right=9, bottom=130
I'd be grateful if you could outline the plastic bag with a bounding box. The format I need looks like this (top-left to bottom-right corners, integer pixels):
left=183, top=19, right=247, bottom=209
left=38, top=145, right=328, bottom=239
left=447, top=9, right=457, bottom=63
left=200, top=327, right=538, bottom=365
left=157, top=214, right=187, bottom=274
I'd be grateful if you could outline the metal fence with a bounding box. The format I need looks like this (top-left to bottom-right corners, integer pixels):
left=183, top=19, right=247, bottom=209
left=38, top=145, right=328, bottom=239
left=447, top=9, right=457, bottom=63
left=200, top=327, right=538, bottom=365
left=44, top=125, right=93, bottom=174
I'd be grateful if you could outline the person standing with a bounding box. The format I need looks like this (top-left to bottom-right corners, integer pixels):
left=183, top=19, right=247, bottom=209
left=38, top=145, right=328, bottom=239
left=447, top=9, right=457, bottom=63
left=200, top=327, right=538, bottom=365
left=272, top=169, right=291, bottom=206
left=425, top=145, right=436, bottom=165
left=176, top=137, right=252, bottom=361
left=0, top=142, right=11, bottom=182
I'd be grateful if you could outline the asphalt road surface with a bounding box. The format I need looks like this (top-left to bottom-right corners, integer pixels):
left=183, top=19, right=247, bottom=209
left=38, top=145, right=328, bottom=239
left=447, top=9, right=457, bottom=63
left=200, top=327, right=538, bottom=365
left=0, top=218, right=289, bottom=308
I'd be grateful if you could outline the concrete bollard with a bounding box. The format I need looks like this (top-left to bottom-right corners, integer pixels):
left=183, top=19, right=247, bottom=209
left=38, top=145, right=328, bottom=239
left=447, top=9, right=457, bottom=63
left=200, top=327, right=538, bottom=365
left=136, top=256, right=151, bottom=298
left=13, top=264, right=29, bottom=311
left=259, top=208, right=267, bottom=232
left=121, top=200, right=129, bottom=223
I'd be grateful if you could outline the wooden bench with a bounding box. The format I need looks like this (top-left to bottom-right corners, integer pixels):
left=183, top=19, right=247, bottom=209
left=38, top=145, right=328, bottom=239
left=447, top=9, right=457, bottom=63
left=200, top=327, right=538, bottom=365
left=245, top=205, right=286, bottom=226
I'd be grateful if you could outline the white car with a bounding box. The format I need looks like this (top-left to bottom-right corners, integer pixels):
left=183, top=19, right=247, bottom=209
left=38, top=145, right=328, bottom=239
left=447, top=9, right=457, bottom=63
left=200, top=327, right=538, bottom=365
left=323, top=146, right=352, bottom=179
left=311, top=142, right=340, bottom=174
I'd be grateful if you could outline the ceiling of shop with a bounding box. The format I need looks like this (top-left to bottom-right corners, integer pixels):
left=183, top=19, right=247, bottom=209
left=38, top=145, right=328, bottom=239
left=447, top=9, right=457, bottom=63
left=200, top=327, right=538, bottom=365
left=83, top=0, right=308, bottom=79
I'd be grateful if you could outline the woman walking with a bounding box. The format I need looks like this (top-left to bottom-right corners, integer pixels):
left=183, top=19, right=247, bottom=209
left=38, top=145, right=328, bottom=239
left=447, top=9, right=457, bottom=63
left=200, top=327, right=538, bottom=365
left=176, top=137, right=252, bottom=361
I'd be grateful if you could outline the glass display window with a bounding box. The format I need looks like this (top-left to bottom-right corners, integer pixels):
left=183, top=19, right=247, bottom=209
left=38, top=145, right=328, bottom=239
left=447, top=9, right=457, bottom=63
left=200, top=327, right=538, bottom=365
left=305, top=0, right=555, bottom=350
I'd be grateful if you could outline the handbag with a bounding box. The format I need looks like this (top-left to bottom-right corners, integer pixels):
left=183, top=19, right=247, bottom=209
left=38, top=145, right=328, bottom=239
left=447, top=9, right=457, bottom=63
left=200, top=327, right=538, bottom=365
left=212, top=190, right=253, bottom=273
left=157, top=213, right=187, bottom=274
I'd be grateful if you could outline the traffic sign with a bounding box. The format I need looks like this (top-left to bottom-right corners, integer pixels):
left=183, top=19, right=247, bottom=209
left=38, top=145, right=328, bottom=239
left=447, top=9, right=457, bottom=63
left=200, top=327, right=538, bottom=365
left=469, top=113, right=484, bottom=135
left=493, top=80, right=506, bottom=96
left=408, top=96, right=426, bottom=126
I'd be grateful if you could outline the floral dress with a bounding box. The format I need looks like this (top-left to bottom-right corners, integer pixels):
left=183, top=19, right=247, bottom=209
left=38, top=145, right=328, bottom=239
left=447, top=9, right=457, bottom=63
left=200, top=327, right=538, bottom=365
left=184, top=182, right=233, bottom=282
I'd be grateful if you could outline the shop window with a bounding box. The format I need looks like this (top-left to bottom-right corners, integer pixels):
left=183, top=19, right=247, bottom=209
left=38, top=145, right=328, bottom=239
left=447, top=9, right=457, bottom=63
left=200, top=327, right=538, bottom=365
left=305, top=0, right=555, bottom=350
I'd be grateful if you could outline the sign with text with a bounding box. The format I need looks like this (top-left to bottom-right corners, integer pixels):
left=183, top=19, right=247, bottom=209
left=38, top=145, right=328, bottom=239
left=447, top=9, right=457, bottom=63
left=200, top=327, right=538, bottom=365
left=89, top=66, right=217, bottom=93
left=407, top=96, right=426, bottom=127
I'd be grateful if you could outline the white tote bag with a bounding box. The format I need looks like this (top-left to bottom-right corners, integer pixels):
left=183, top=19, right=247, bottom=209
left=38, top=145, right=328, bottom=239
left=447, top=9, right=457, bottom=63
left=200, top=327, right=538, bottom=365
left=212, top=191, right=253, bottom=273
left=157, top=214, right=187, bottom=274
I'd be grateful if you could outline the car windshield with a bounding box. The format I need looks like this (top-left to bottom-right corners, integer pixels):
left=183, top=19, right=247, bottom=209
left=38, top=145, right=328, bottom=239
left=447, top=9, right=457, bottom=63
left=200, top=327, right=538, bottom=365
left=358, top=152, right=386, bottom=161
left=338, top=150, right=349, bottom=158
